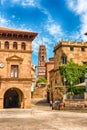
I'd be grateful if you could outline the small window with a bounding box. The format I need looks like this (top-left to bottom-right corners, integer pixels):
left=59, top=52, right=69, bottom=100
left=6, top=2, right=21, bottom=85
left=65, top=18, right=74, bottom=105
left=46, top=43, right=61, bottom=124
left=24, top=35, right=28, bottom=39
left=2, top=33, right=6, bottom=37
left=18, top=34, right=23, bottom=38
left=4, top=41, right=9, bottom=49
left=13, top=34, right=17, bottom=38
left=11, top=65, right=18, bottom=78
left=83, top=62, right=87, bottom=65
left=21, top=42, right=26, bottom=50
left=81, top=47, right=85, bottom=52
left=7, top=33, right=12, bottom=37
left=70, top=46, right=74, bottom=51
left=13, top=42, right=17, bottom=49
left=62, top=56, right=67, bottom=64
left=42, top=56, right=44, bottom=61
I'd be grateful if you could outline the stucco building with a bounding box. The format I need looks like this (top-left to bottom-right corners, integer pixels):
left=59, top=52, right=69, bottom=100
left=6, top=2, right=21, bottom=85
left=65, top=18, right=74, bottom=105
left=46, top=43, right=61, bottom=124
left=0, top=27, right=37, bottom=109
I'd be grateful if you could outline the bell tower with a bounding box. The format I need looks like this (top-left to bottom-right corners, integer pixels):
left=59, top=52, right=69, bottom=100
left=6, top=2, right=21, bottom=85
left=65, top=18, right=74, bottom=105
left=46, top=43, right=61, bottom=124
left=38, top=44, right=47, bottom=78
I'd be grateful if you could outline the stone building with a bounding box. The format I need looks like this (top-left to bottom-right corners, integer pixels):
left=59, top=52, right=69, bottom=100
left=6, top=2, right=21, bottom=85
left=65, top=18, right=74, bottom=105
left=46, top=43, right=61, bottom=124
left=38, top=44, right=47, bottom=78
left=49, top=40, right=87, bottom=100
left=45, top=57, right=54, bottom=84
left=0, top=27, right=37, bottom=109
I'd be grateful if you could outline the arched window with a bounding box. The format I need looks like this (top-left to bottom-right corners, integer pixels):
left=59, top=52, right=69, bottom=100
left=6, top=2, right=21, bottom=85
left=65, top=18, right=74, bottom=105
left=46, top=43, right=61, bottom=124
left=13, top=42, right=17, bottom=49
left=21, top=42, right=26, bottom=50
left=42, top=56, right=44, bottom=61
left=4, top=41, right=9, bottom=49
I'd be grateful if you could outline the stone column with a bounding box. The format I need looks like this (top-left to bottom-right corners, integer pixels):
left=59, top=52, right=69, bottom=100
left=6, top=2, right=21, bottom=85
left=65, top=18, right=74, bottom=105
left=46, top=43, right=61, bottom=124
left=63, top=94, right=67, bottom=101
left=84, top=92, right=87, bottom=101
left=0, top=98, right=3, bottom=109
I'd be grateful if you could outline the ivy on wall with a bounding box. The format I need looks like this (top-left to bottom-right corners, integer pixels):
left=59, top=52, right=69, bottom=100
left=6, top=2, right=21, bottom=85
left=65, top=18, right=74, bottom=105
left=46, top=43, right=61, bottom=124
left=59, top=59, right=87, bottom=86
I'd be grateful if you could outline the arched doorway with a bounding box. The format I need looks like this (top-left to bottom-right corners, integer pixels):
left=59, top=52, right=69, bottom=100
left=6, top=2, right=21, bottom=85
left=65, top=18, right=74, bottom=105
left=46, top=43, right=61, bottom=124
left=4, top=88, right=24, bottom=108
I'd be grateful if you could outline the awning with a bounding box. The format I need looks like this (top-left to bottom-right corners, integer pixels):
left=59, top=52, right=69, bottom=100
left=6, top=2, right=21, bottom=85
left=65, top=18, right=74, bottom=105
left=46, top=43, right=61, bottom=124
left=75, top=82, right=85, bottom=87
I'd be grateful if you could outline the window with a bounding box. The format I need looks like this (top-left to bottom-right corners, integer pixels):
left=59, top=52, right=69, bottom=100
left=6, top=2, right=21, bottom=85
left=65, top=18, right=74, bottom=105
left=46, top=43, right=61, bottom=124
left=61, top=56, right=67, bottom=64
left=83, top=62, right=87, bottom=65
left=4, top=41, right=9, bottom=49
left=11, top=65, right=18, bottom=78
left=70, top=46, right=74, bottom=51
left=2, top=33, right=6, bottom=37
left=21, top=42, right=26, bottom=50
left=7, top=33, right=12, bottom=37
left=13, top=34, right=17, bottom=38
left=42, top=56, right=44, bottom=61
left=24, top=35, right=28, bottom=39
left=18, top=34, right=23, bottom=38
left=13, top=42, right=17, bottom=49
left=81, top=47, right=85, bottom=52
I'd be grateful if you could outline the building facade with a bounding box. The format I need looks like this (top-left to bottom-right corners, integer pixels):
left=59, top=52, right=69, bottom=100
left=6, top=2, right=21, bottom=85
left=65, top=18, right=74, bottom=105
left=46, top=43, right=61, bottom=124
left=45, top=57, right=54, bottom=84
left=49, top=40, right=87, bottom=100
left=38, top=44, right=47, bottom=78
left=0, top=27, right=37, bottom=108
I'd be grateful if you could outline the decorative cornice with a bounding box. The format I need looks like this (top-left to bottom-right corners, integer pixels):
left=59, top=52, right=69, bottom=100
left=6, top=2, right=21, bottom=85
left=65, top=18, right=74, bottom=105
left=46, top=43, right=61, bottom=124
left=0, top=49, right=32, bottom=53
left=1, top=78, right=32, bottom=81
left=54, top=41, right=87, bottom=52
left=0, top=27, right=38, bottom=41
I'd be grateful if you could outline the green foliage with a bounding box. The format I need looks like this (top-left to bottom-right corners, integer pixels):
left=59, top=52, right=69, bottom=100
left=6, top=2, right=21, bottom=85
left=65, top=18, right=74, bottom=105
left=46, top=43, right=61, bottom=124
left=37, top=77, right=48, bottom=84
left=59, top=59, right=87, bottom=86
left=72, top=86, right=85, bottom=94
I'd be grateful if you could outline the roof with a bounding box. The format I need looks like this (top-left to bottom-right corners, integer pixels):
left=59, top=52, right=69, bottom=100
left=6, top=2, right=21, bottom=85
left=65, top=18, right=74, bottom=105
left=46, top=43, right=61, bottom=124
left=0, top=26, right=38, bottom=35
left=75, top=82, right=85, bottom=87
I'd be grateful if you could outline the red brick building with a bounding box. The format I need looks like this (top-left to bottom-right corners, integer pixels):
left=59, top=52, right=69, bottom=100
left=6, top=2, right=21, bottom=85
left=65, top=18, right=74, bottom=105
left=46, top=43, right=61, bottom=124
left=38, top=44, right=47, bottom=78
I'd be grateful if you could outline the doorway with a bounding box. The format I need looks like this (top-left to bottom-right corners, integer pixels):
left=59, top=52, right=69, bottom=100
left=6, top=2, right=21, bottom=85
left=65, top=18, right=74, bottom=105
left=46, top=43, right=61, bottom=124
left=4, top=88, right=20, bottom=108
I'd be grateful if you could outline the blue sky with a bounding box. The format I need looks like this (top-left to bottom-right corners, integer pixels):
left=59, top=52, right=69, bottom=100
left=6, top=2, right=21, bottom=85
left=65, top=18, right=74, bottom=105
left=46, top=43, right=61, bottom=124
left=0, top=0, right=87, bottom=65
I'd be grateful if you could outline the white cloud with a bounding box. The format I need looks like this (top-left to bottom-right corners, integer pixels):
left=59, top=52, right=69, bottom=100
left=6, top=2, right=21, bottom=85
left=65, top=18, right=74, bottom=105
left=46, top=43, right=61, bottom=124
left=66, top=0, right=87, bottom=15
left=0, top=16, right=10, bottom=26
left=11, top=0, right=40, bottom=7
left=66, top=0, right=87, bottom=41
left=46, top=24, right=62, bottom=35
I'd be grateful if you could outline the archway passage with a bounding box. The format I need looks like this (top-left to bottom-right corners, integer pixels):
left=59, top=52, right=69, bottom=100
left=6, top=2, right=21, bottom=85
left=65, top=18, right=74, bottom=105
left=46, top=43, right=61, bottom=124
left=4, top=88, right=21, bottom=108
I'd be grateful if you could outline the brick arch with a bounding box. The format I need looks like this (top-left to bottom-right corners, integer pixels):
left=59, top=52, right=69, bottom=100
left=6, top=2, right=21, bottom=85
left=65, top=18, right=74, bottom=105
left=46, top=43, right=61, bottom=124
left=3, top=87, right=24, bottom=108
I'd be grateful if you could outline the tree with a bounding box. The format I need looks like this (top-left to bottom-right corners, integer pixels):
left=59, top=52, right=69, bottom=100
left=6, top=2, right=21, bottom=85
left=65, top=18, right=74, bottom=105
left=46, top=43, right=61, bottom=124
left=37, top=77, right=48, bottom=84
left=59, top=59, right=87, bottom=86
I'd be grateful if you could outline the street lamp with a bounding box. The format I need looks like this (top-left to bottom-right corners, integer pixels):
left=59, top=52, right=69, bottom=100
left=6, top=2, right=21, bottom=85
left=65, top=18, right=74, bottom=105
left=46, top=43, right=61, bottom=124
left=85, top=73, right=87, bottom=92
left=70, top=81, right=73, bottom=93
left=63, top=77, right=66, bottom=94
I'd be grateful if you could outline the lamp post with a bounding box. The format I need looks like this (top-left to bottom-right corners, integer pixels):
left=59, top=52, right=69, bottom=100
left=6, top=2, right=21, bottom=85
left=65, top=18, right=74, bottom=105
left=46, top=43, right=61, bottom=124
left=63, top=77, right=66, bottom=101
left=85, top=73, right=87, bottom=92
left=63, top=77, right=66, bottom=94
left=70, top=81, right=73, bottom=93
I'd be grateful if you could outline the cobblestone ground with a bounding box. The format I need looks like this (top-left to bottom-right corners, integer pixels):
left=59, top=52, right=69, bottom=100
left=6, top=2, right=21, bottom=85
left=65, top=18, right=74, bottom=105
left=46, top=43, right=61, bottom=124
left=0, top=99, right=87, bottom=130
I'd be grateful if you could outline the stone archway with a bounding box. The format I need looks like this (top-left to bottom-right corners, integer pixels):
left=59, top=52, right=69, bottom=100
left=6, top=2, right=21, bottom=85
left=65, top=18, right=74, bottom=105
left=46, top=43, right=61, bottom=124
left=4, top=88, right=24, bottom=108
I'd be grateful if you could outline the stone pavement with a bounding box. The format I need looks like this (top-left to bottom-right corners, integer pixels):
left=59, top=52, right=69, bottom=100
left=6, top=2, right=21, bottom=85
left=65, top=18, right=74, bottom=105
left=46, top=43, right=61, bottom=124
left=0, top=98, right=87, bottom=130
